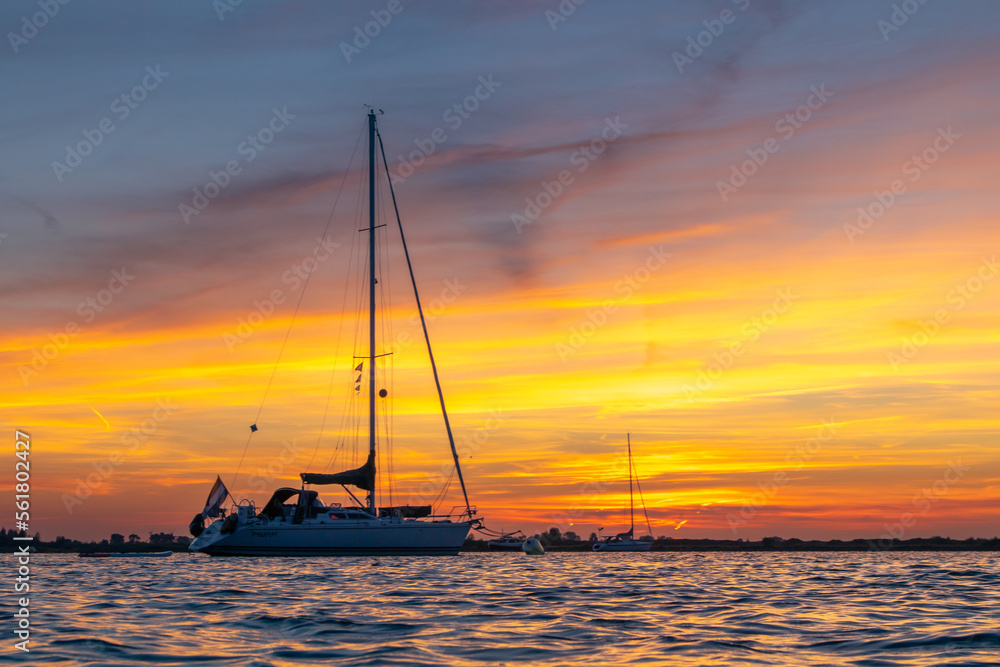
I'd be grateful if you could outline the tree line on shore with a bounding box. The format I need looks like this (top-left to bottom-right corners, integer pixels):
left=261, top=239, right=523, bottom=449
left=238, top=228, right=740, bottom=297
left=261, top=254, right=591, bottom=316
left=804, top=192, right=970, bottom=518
left=0, top=527, right=191, bottom=552
left=465, top=526, right=1000, bottom=552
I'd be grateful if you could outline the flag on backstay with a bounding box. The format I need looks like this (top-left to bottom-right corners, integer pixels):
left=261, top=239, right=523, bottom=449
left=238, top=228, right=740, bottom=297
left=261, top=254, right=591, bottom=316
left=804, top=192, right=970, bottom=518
left=202, top=475, right=229, bottom=518
left=354, top=362, right=363, bottom=372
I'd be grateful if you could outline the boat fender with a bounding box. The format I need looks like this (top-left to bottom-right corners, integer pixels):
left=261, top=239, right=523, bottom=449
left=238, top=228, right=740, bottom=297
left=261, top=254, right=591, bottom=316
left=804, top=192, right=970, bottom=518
left=189, top=513, right=205, bottom=537
left=220, top=514, right=238, bottom=534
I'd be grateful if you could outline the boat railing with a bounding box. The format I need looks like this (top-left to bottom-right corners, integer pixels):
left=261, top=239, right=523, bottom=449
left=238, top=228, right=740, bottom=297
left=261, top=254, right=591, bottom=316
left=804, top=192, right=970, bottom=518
left=235, top=501, right=257, bottom=520
left=428, top=505, right=478, bottom=521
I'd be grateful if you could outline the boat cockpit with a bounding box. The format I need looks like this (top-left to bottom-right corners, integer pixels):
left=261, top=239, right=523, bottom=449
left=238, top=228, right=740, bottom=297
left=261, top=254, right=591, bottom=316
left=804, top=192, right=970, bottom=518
left=259, top=487, right=371, bottom=524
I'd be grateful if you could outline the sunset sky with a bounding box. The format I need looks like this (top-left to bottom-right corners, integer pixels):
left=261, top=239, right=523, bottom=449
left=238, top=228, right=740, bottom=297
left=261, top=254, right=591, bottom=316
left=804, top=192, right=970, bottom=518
left=2, top=1, right=998, bottom=543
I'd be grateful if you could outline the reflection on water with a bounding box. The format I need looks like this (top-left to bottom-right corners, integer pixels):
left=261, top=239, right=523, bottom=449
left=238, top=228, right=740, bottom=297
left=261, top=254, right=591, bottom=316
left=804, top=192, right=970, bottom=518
left=11, top=552, right=1000, bottom=666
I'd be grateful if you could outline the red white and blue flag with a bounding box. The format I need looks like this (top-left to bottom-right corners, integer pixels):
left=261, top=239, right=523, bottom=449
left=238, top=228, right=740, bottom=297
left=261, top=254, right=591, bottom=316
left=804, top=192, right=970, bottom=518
left=202, top=476, right=229, bottom=518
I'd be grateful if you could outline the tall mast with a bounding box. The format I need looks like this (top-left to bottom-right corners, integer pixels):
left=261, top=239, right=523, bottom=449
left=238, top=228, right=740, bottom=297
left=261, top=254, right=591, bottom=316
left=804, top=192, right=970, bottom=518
left=367, top=110, right=377, bottom=515
left=627, top=433, right=634, bottom=535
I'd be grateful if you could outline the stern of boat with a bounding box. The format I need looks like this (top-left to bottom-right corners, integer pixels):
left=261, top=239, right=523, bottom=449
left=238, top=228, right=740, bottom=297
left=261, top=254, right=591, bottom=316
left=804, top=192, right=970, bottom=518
left=189, top=517, right=225, bottom=553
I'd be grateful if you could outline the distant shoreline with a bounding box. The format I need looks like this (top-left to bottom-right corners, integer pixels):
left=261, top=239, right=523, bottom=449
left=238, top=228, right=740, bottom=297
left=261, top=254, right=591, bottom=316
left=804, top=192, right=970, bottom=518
left=13, top=535, right=998, bottom=554
left=466, top=536, right=1000, bottom=552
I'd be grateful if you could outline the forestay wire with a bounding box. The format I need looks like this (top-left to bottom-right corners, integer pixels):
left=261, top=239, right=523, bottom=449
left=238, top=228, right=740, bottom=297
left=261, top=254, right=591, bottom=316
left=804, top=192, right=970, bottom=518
left=633, top=453, right=654, bottom=537
left=375, top=124, right=474, bottom=520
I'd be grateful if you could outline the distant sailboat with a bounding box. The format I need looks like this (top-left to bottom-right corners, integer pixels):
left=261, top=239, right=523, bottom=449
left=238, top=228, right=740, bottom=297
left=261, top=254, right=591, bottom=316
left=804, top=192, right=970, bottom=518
left=189, top=110, right=480, bottom=556
left=593, top=434, right=653, bottom=552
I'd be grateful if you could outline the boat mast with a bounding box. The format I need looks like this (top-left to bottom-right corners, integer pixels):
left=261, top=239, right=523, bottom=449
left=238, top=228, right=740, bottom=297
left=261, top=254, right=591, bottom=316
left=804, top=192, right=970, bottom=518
left=367, top=109, right=377, bottom=515
left=628, top=433, right=634, bottom=536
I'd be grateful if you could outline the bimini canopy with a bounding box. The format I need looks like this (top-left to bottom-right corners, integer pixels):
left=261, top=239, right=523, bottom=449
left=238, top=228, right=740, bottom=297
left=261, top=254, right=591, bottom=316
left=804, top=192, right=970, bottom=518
left=260, top=488, right=319, bottom=519
left=260, top=488, right=328, bottom=523
left=300, top=451, right=375, bottom=491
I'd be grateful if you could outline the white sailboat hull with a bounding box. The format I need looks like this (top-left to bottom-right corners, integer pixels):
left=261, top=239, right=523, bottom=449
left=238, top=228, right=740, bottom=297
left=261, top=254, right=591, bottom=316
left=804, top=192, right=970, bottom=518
left=190, top=515, right=472, bottom=556
left=593, top=540, right=653, bottom=552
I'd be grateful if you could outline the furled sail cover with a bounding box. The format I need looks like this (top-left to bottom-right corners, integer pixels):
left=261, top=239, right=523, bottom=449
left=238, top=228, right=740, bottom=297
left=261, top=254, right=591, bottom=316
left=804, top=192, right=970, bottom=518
left=300, top=451, right=375, bottom=491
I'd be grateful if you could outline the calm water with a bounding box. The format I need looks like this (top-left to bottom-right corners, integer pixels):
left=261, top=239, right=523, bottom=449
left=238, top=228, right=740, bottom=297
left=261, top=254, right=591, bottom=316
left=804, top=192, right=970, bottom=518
left=4, top=552, right=998, bottom=666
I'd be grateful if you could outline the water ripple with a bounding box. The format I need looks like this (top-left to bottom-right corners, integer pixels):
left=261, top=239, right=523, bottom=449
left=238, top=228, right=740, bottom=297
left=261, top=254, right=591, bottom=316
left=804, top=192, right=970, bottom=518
left=4, top=552, right=998, bottom=666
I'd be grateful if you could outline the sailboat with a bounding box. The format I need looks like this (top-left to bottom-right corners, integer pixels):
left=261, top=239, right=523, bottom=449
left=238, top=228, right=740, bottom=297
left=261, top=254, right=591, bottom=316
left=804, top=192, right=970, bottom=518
left=189, top=110, right=480, bottom=556
left=593, top=434, right=653, bottom=552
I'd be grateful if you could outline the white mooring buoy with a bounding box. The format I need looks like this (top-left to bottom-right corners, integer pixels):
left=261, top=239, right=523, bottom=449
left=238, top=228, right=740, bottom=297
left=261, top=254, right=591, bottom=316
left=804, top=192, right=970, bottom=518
left=522, top=537, right=545, bottom=555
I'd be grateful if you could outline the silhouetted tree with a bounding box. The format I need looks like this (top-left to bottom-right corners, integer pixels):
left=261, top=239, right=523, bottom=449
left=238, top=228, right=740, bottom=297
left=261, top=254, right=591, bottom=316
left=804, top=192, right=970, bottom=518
left=128, top=534, right=140, bottom=544
left=110, top=533, right=125, bottom=545
left=564, top=531, right=580, bottom=541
